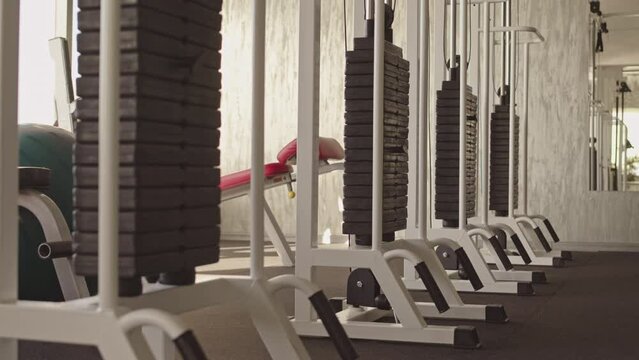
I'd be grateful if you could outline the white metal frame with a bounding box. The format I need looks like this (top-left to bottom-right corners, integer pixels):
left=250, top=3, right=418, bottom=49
left=292, top=0, right=492, bottom=347
left=478, top=25, right=565, bottom=267
left=403, top=0, right=535, bottom=295
left=0, top=2, right=351, bottom=359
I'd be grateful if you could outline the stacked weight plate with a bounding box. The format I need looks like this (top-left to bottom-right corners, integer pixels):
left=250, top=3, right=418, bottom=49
left=342, top=37, right=410, bottom=246
left=490, top=99, right=519, bottom=215
left=434, top=75, right=478, bottom=226
left=73, top=0, right=223, bottom=294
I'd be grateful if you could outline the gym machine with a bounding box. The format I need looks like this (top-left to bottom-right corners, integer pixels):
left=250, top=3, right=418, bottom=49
left=0, top=1, right=356, bottom=359
left=482, top=22, right=569, bottom=268
left=402, top=0, right=536, bottom=296
left=291, top=0, right=511, bottom=349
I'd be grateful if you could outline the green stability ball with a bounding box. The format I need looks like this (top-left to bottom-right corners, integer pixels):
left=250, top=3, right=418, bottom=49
left=18, top=123, right=96, bottom=301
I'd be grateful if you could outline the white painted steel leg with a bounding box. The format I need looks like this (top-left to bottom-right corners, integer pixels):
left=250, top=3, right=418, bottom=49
left=98, top=0, right=121, bottom=312
left=0, top=0, right=20, bottom=357
left=264, top=199, right=294, bottom=266
left=295, top=0, right=321, bottom=323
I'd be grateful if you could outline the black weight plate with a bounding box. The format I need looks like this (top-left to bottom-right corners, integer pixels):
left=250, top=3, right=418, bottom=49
left=343, top=173, right=409, bottom=186
left=441, top=81, right=473, bottom=92
left=343, top=185, right=408, bottom=198
left=183, top=207, right=220, bottom=228
left=76, top=121, right=184, bottom=145
left=434, top=211, right=475, bottom=220
left=342, top=220, right=407, bottom=235
left=344, top=124, right=409, bottom=138
left=343, top=209, right=398, bottom=222
left=436, top=143, right=477, bottom=151
left=76, top=97, right=179, bottom=124
left=78, top=0, right=223, bottom=14
left=184, top=187, right=221, bottom=207
left=353, top=37, right=403, bottom=57
left=184, top=146, right=220, bottom=166
left=344, top=87, right=410, bottom=105
left=436, top=168, right=477, bottom=177
left=435, top=202, right=476, bottom=211
left=184, top=167, right=221, bottom=187
left=344, top=136, right=407, bottom=149
left=184, top=127, right=220, bottom=147
left=79, top=7, right=182, bottom=37
left=345, top=74, right=409, bottom=94
left=344, top=161, right=409, bottom=174
left=79, top=52, right=222, bottom=87
left=435, top=178, right=476, bottom=186
left=74, top=165, right=185, bottom=187
left=436, top=90, right=477, bottom=100
left=184, top=106, right=222, bottom=129
left=435, top=185, right=477, bottom=194
left=436, top=109, right=477, bottom=117
left=184, top=245, right=220, bottom=267
left=184, top=227, right=221, bottom=248
left=345, top=62, right=405, bottom=77
left=74, top=208, right=183, bottom=233
left=74, top=187, right=183, bottom=210
left=342, top=197, right=407, bottom=211
left=73, top=252, right=183, bottom=278
left=77, top=75, right=221, bottom=108
left=75, top=143, right=184, bottom=166
left=74, top=230, right=182, bottom=256
left=345, top=150, right=408, bottom=162
left=346, top=49, right=408, bottom=69
left=344, top=111, right=408, bottom=126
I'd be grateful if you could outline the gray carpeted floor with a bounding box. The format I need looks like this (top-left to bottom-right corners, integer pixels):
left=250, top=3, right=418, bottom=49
left=19, top=248, right=639, bottom=359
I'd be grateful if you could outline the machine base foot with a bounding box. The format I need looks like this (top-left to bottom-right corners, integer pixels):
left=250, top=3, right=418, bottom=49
left=553, top=257, right=565, bottom=268
left=561, top=251, right=573, bottom=261
left=517, top=282, right=535, bottom=296
left=454, top=326, right=481, bottom=349
left=485, top=305, right=509, bottom=324
left=531, top=271, right=547, bottom=284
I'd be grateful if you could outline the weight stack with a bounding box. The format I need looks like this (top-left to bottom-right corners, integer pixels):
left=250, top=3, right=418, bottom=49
left=342, top=37, right=410, bottom=246
left=489, top=96, right=519, bottom=216
left=434, top=73, right=478, bottom=227
left=73, top=0, right=223, bottom=295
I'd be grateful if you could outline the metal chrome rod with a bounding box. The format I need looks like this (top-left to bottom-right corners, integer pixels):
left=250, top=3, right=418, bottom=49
left=251, top=0, right=266, bottom=278
left=372, top=0, right=385, bottom=250
left=500, top=2, right=506, bottom=90
left=522, top=43, right=529, bottom=213
left=98, top=0, right=121, bottom=311
left=480, top=1, right=490, bottom=224
left=449, top=0, right=457, bottom=75
left=508, top=30, right=516, bottom=217
left=418, top=0, right=430, bottom=238
left=458, top=0, right=468, bottom=228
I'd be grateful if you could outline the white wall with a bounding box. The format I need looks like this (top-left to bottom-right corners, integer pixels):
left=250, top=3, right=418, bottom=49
left=519, top=0, right=639, bottom=249
left=18, top=0, right=56, bottom=125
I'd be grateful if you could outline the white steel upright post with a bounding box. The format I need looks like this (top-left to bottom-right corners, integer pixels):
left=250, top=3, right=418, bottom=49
left=55, top=0, right=73, bottom=58
left=458, top=0, right=468, bottom=229
left=479, top=1, right=490, bottom=224
left=419, top=0, right=430, bottom=239
left=295, top=0, right=320, bottom=322
left=371, top=0, right=385, bottom=251
left=250, top=0, right=266, bottom=280
left=507, top=31, right=516, bottom=217
left=0, top=0, right=20, bottom=358
left=521, top=43, right=529, bottom=214
left=98, top=0, right=121, bottom=312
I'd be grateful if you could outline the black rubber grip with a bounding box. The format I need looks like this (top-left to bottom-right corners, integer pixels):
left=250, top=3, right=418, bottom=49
left=455, top=248, right=483, bottom=290
left=534, top=227, right=552, bottom=252
left=414, top=262, right=450, bottom=313
left=174, top=330, right=208, bottom=360
left=309, top=291, right=359, bottom=360
left=37, top=241, right=74, bottom=260
left=543, top=219, right=561, bottom=243
left=510, top=234, right=532, bottom=265
left=487, top=236, right=513, bottom=271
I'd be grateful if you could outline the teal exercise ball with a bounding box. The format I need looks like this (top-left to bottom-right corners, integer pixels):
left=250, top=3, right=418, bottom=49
left=18, top=123, right=96, bottom=301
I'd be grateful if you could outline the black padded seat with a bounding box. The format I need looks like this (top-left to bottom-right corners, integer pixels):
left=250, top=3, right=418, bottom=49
left=19, top=167, right=51, bottom=189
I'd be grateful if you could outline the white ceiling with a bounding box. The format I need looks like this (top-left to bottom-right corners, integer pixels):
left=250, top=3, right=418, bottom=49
left=599, top=0, right=639, bottom=66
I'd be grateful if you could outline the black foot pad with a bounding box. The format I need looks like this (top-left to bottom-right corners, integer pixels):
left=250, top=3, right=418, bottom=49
left=454, top=326, right=481, bottom=349
left=159, top=268, right=196, bottom=286
left=485, top=304, right=509, bottom=324
left=531, top=271, right=547, bottom=284
left=517, top=282, right=535, bottom=296
left=561, top=251, right=573, bottom=261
